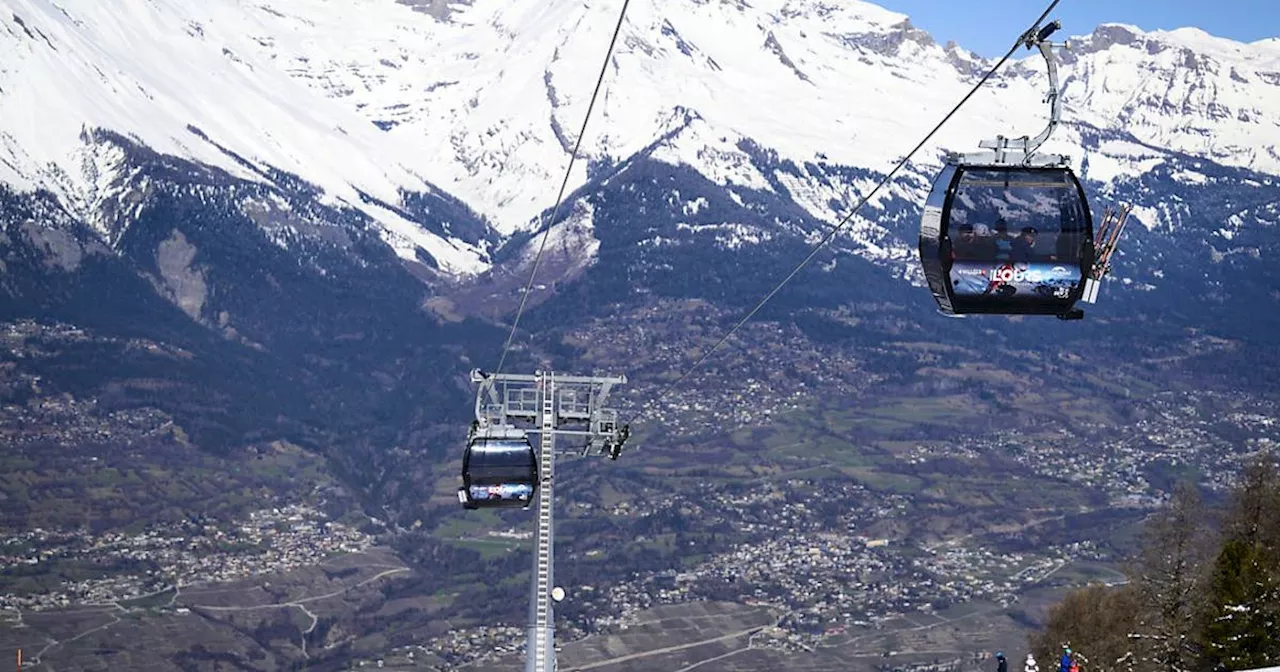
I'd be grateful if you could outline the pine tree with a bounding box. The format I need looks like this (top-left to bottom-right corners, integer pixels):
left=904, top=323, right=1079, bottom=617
left=1199, top=539, right=1280, bottom=669
left=1197, top=453, right=1280, bottom=670
left=1029, top=459, right=1280, bottom=672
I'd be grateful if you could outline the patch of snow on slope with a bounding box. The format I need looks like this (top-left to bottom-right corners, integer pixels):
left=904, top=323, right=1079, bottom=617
left=68, top=134, right=134, bottom=240
left=650, top=122, right=771, bottom=192
left=676, top=221, right=774, bottom=249
left=1084, top=139, right=1170, bottom=184
left=362, top=199, right=490, bottom=275
left=768, top=167, right=897, bottom=257
left=0, top=0, right=486, bottom=274
left=516, top=200, right=599, bottom=277
left=1126, top=204, right=1161, bottom=231
left=1171, top=170, right=1209, bottom=185
left=682, top=196, right=709, bottom=215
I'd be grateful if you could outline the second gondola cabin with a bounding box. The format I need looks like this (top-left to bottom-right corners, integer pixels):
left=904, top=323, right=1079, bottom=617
left=459, top=426, right=538, bottom=510
left=919, top=164, right=1094, bottom=319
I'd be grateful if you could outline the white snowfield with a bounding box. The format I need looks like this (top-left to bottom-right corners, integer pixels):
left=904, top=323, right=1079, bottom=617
left=1, top=0, right=1278, bottom=274
left=0, top=0, right=488, bottom=274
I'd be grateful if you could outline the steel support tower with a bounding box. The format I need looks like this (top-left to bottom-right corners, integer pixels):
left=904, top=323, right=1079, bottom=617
left=471, top=369, right=629, bottom=672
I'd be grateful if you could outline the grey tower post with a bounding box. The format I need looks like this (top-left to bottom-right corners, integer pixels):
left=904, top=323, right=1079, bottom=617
left=470, top=369, right=629, bottom=672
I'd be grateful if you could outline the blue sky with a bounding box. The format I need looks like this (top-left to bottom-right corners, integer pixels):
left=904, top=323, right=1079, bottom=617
left=876, top=0, right=1280, bottom=58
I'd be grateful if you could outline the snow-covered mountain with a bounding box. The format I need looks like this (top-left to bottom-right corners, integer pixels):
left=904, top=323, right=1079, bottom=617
left=3, top=6, right=1279, bottom=644
left=3, top=0, right=1279, bottom=282
left=220, top=0, right=1280, bottom=234
left=0, top=0, right=494, bottom=275
left=1, top=0, right=1279, bottom=379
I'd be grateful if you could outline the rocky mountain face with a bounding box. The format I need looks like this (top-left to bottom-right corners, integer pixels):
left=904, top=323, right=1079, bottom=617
left=1, top=0, right=1278, bottom=491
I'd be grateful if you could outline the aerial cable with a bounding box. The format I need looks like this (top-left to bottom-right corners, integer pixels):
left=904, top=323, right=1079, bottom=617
left=494, top=0, right=633, bottom=377
left=623, top=0, right=1063, bottom=426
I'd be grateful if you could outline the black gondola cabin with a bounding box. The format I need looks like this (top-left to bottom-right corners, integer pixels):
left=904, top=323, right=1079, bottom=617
left=918, top=165, right=1094, bottom=318
left=459, top=428, right=538, bottom=510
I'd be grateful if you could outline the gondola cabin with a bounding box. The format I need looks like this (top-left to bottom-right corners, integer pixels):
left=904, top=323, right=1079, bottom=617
left=459, top=427, right=538, bottom=510
left=918, top=164, right=1094, bottom=319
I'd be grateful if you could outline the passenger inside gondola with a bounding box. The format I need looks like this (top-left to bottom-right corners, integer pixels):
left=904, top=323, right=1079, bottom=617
left=952, top=223, right=997, bottom=260
left=1012, top=226, right=1038, bottom=262
left=939, top=168, right=1091, bottom=307
left=973, top=224, right=997, bottom=259
left=993, top=218, right=1013, bottom=260
left=951, top=223, right=975, bottom=259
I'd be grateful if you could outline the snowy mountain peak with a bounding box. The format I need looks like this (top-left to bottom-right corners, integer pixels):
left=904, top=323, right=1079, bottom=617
left=2, top=0, right=1279, bottom=282
left=1079, top=22, right=1280, bottom=68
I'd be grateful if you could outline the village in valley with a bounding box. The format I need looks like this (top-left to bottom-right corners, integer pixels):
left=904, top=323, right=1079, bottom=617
left=417, top=380, right=1278, bottom=668
left=3, top=316, right=1277, bottom=670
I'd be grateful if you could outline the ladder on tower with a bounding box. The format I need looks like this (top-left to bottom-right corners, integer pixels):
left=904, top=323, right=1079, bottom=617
left=531, top=373, right=556, bottom=672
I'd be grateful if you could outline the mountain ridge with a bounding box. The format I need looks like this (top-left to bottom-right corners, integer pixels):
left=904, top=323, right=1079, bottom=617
left=1, top=0, right=1278, bottom=456
left=3, top=0, right=1279, bottom=275
left=1, top=7, right=1278, bottom=667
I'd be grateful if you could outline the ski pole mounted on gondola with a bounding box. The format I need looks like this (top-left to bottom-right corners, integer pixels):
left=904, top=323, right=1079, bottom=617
left=918, top=19, right=1130, bottom=321
left=460, top=368, right=630, bottom=672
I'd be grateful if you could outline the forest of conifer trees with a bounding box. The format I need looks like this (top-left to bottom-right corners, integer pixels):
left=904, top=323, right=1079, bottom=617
left=1030, top=452, right=1280, bottom=672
